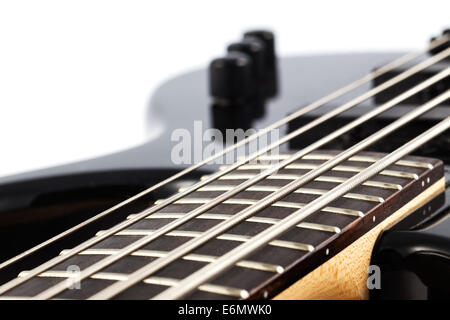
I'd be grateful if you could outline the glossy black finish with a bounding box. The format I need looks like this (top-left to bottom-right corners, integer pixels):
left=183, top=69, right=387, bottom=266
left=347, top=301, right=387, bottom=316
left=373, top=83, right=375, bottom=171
left=374, top=63, right=450, bottom=106
left=210, top=29, right=279, bottom=133
left=244, top=32, right=276, bottom=71
left=243, top=30, right=277, bottom=97
left=227, top=38, right=266, bottom=86
left=0, top=52, right=406, bottom=187
left=287, top=53, right=450, bottom=163
left=1, top=50, right=449, bottom=296
left=371, top=170, right=450, bottom=300
left=209, top=52, right=254, bottom=100
left=0, top=52, right=416, bottom=244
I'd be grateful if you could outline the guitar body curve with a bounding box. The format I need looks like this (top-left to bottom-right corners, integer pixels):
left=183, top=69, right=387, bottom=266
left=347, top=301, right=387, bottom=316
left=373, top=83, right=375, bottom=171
left=1, top=51, right=449, bottom=299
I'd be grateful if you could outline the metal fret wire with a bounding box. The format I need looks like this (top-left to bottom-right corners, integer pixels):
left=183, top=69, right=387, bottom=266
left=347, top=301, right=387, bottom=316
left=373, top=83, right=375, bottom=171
left=88, top=90, right=450, bottom=300
left=60, top=249, right=285, bottom=274
left=218, top=174, right=403, bottom=190
left=3, top=38, right=445, bottom=276
left=234, top=163, right=419, bottom=179
left=151, top=199, right=361, bottom=218
left=260, top=154, right=433, bottom=169
left=30, top=64, right=450, bottom=299
left=1, top=41, right=446, bottom=297
left=3, top=44, right=450, bottom=300
left=177, top=186, right=385, bottom=203
left=151, top=114, right=450, bottom=300
left=127, top=213, right=342, bottom=232
left=23, top=60, right=448, bottom=295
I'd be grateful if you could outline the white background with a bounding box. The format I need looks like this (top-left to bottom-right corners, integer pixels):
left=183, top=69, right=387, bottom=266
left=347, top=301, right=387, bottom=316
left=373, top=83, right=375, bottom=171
left=0, top=0, right=449, bottom=178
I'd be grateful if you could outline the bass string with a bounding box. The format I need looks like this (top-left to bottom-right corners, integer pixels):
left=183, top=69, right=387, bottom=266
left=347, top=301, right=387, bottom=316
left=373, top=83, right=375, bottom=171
left=0, top=36, right=447, bottom=296
left=10, top=48, right=445, bottom=299
left=1, top=35, right=447, bottom=275
left=152, top=111, right=450, bottom=300
left=85, top=89, right=450, bottom=300
left=33, top=66, right=450, bottom=300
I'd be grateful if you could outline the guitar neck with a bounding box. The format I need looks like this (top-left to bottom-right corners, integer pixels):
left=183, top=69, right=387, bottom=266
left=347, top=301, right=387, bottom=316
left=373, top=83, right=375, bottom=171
left=5, top=150, right=444, bottom=299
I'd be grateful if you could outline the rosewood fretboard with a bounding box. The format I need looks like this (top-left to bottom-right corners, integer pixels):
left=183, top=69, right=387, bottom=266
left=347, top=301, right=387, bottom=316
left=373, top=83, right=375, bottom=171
left=2, top=150, right=444, bottom=299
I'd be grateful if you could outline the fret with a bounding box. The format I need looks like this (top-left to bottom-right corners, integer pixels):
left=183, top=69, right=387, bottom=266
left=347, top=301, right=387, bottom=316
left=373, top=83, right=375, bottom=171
left=179, top=185, right=384, bottom=203
left=155, top=198, right=363, bottom=217
left=95, top=229, right=315, bottom=252
left=143, top=277, right=249, bottom=299
left=60, top=249, right=284, bottom=273
left=314, top=175, right=402, bottom=190
left=0, top=150, right=440, bottom=300
left=0, top=30, right=445, bottom=300
left=18, top=271, right=249, bottom=299
left=126, top=212, right=341, bottom=233
left=229, top=163, right=419, bottom=180
left=255, top=153, right=434, bottom=169
left=208, top=174, right=403, bottom=190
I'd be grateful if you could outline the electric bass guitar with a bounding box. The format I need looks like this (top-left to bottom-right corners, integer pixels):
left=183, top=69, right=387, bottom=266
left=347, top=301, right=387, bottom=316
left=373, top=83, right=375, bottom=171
left=0, top=29, right=449, bottom=300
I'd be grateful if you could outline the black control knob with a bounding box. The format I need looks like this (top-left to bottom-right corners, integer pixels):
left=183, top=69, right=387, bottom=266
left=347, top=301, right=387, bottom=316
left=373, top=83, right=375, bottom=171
left=227, top=38, right=266, bottom=84
left=244, top=30, right=277, bottom=97
left=209, top=51, right=254, bottom=101
left=244, top=30, right=276, bottom=70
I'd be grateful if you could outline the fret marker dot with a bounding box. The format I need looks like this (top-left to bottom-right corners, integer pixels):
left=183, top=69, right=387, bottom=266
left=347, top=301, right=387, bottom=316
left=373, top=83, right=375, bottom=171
left=422, top=181, right=425, bottom=187
left=240, top=290, right=250, bottom=299
left=263, top=291, right=268, bottom=299
left=326, top=248, right=330, bottom=256
left=372, top=216, right=376, bottom=222
left=427, top=177, right=430, bottom=184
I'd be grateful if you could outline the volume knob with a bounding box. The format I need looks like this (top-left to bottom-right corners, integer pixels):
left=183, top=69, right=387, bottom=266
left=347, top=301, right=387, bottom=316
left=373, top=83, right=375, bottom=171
left=244, top=30, right=277, bottom=97
left=209, top=52, right=254, bottom=101
left=227, top=37, right=266, bottom=83
left=244, top=30, right=276, bottom=70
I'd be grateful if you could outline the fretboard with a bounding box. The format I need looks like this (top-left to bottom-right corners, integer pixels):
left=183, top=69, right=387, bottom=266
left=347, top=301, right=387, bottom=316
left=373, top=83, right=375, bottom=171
left=3, top=150, right=443, bottom=299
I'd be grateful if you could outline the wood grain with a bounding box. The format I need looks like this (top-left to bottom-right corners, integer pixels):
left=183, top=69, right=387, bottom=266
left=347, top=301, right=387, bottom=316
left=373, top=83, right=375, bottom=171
left=274, top=177, right=445, bottom=300
left=1, top=152, right=444, bottom=299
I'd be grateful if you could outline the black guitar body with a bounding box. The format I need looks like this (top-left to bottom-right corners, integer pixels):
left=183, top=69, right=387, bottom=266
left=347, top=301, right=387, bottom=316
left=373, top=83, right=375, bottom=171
left=0, top=47, right=449, bottom=298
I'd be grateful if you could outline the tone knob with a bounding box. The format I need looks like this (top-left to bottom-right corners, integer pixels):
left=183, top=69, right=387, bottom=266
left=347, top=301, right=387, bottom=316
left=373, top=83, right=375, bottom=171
left=209, top=51, right=254, bottom=101
left=244, top=30, right=277, bottom=97
left=227, top=37, right=266, bottom=83
left=244, top=30, right=276, bottom=70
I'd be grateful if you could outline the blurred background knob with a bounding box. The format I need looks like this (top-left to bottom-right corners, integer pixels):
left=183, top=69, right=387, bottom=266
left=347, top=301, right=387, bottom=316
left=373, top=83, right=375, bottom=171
left=227, top=37, right=266, bottom=84
left=209, top=51, right=254, bottom=101
left=244, top=30, right=276, bottom=71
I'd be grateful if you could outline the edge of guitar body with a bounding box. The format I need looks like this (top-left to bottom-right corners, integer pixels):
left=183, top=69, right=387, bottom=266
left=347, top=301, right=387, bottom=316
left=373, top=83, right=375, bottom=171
left=274, top=177, right=445, bottom=300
